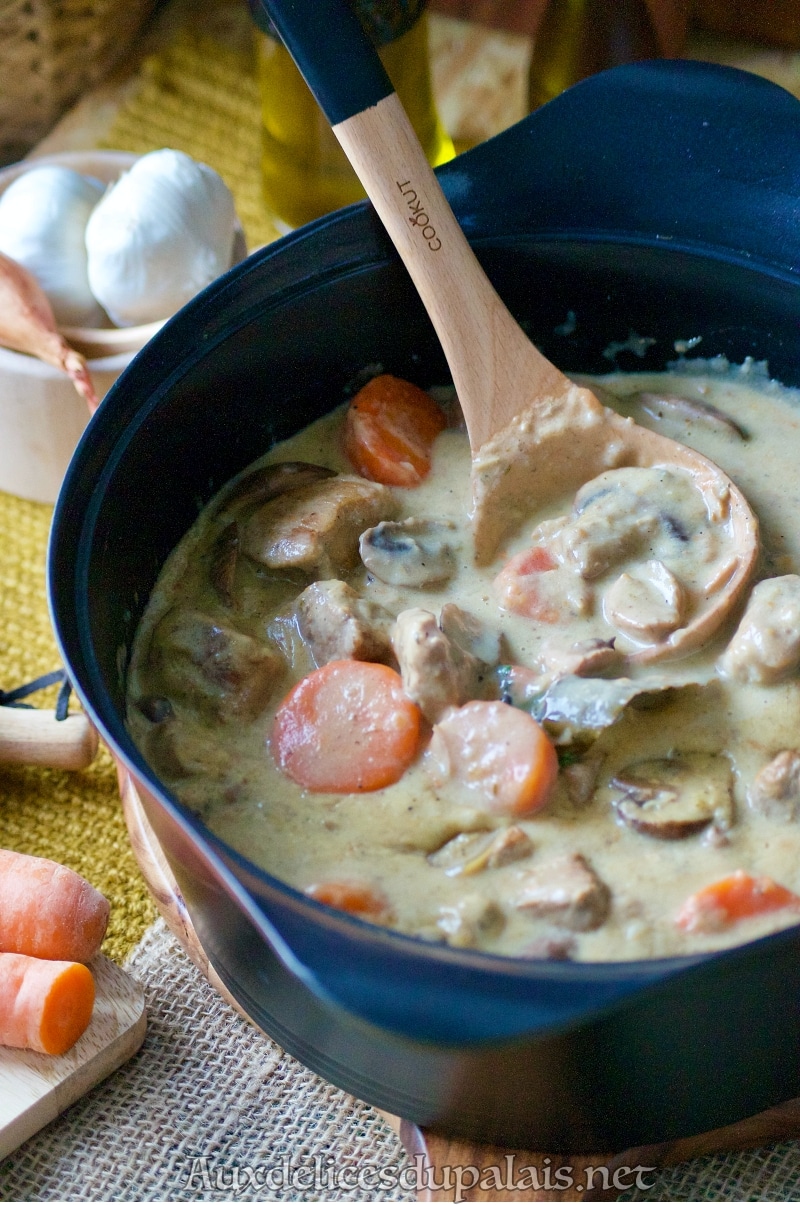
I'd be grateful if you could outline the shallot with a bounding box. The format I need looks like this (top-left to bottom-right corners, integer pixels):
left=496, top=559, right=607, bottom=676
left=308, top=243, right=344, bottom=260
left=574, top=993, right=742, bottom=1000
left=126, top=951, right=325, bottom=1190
left=0, top=251, right=98, bottom=411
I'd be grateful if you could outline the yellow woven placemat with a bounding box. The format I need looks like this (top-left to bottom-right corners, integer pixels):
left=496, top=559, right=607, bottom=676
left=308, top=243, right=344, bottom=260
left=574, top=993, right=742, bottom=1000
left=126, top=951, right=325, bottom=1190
left=0, top=493, right=157, bottom=962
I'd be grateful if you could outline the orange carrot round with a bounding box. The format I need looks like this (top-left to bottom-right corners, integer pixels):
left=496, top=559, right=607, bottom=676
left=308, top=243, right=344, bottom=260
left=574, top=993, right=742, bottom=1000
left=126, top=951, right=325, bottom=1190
left=343, top=373, right=447, bottom=487
left=0, top=849, right=110, bottom=963
left=0, top=953, right=95, bottom=1055
left=305, top=879, right=390, bottom=921
left=427, top=700, right=559, bottom=816
left=676, top=869, right=800, bottom=933
left=272, top=660, right=422, bottom=793
left=493, top=546, right=565, bottom=623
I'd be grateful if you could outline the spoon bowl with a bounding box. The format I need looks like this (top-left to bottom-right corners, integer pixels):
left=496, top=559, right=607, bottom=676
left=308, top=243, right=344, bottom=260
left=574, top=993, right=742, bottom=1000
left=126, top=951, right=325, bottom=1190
left=259, top=0, right=758, bottom=662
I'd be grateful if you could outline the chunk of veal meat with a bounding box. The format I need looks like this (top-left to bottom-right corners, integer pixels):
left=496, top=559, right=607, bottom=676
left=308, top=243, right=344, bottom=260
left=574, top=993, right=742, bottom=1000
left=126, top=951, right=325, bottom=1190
left=749, top=750, right=800, bottom=821
left=436, top=894, right=505, bottom=947
left=391, top=607, right=495, bottom=723
left=240, top=475, right=398, bottom=578
left=605, top=560, right=687, bottom=644
left=515, top=853, right=611, bottom=931
left=143, top=721, right=234, bottom=781
left=146, top=608, right=282, bottom=721
left=718, top=575, right=800, bottom=685
left=295, top=580, right=395, bottom=667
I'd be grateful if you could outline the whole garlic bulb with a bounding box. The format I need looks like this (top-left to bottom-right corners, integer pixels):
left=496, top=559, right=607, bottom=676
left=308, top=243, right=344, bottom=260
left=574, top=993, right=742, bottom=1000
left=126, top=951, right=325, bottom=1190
left=85, top=149, right=237, bottom=327
left=0, top=166, right=106, bottom=327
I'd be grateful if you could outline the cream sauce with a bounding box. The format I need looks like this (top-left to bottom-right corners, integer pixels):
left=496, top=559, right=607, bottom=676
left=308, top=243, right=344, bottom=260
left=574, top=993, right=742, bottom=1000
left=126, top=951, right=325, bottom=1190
left=126, top=362, right=800, bottom=961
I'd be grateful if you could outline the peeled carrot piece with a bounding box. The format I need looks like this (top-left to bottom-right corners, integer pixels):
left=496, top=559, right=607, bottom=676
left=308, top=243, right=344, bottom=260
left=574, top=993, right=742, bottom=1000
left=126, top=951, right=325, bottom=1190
left=0, top=849, right=110, bottom=963
left=272, top=660, right=422, bottom=793
left=427, top=700, right=559, bottom=816
left=0, top=953, right=95, bottom=1055
left=493, top=546, right=566, bottom=623
left=676, top=870, right=800, bottom=933
left=305, top=880, right=391, bottom=921
left=343, top=374, right=447, bottom=487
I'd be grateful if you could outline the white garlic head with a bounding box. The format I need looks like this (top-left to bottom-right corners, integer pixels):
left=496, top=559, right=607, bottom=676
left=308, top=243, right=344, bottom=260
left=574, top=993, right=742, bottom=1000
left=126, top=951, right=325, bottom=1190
left=0, top=165, right=106, bottom=326
left=84, top=148, right=237, bottom=327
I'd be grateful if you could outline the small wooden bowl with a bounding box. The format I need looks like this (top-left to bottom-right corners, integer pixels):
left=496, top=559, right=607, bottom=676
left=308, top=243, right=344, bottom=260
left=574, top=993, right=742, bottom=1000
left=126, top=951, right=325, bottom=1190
left=0, top=150, right=246, bottom=503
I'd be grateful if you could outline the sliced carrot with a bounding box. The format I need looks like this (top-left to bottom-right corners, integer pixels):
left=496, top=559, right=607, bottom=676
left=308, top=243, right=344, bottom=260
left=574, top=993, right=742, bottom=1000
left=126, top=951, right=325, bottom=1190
left=427, top=700, right=558, bottom=816
left=493, top=546, right=565, bottom=623
left=305, top=880, right=390, bottom=921
left=272, top=660, right=422, bottom=793
left=676, top=870, right=800, bottom=933
left=0, top=849, right=110, bottom=963
left=0, top=953, right=95, bottom=1055
left=343, top=374, right=447, bottom=487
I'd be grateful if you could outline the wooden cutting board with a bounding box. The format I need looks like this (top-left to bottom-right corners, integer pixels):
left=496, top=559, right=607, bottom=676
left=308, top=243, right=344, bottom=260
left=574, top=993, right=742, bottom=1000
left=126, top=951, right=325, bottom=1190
left=119, top=768, right=800, bottom=1202
left=0, top=955, right=146, bottom=1160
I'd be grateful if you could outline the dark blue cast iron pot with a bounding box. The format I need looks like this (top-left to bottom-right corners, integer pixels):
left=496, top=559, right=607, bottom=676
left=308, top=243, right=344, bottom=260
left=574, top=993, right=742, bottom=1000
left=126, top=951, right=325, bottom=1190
left=50, top=61, right=800, bottom=1151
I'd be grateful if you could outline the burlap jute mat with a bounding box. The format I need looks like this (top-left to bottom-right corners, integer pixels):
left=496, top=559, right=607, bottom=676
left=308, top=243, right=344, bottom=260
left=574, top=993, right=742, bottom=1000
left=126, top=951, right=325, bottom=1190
left=0, top=919, right=415, bottom=1202
left=2, top=919, right=800, bottom=1202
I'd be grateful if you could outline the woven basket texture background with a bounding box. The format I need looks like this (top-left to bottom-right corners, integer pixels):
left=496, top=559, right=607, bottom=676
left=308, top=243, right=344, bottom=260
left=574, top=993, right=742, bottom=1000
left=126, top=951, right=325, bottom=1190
left=0, top=0, right=157, bottom=163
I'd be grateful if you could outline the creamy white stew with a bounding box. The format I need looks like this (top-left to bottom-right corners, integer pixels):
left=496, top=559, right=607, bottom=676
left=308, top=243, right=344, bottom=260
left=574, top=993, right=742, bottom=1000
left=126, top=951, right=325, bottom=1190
left=126, top=361, right=800, bottom=961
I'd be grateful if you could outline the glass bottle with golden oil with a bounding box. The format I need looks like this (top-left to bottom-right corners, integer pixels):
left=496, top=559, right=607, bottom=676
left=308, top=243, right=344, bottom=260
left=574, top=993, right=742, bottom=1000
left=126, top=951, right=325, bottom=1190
left=528, top=0, right=660, bottom=111
left=249, top=0, right=455, bottom=229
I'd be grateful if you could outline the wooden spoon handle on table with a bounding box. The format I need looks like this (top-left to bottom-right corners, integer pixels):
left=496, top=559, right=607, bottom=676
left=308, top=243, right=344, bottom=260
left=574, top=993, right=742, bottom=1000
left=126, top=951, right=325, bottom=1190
left=259, top=0, right=758, bottom=658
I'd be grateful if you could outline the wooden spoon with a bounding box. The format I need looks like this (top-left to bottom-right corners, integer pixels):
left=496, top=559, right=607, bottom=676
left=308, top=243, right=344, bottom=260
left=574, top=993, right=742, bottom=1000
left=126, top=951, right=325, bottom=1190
left=259, top=0, right=758, bottom=660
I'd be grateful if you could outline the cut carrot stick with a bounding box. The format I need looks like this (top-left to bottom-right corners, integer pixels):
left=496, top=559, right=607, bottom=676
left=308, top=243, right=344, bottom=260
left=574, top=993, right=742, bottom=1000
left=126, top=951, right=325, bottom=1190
left=676, top=870, right=800, bottom=933
left=493, top=546, right=566, bottom=623
left=305, top=880, right=391, bottom=921
left=426, top=700, right=559, bottom=816
left=0, top=953, right=95, bottom=1055
left=272, top=660, right=422, bottom=793
left=0, top=849, right=110, bottom=963
left=343, top=374, right=447, bottom=487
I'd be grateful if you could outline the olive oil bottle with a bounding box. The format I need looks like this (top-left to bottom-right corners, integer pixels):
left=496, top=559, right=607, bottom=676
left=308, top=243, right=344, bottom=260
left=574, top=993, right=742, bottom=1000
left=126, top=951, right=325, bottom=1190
left=250, top=0, right=454, bottom=229
left=528, top=0, right=660, bottom=111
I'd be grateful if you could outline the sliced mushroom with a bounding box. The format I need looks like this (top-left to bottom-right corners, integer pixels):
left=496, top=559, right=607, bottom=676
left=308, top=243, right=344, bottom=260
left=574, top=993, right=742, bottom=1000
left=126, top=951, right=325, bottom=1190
left=636, top=392, right=748, bottom=442
left=718, top=575, right=800, bottom=685
left=605, top=560, right=687, bottom=644
left=436, top=894, right=505, bottom=947
left=515, top=853, right=611, bottom=931
left=537, top=636, right=620, bottom=680
left=392, top=607, right=494, bottom=723
left=610, top=752, right=733, bottom=839
left=295, top=579, right=395, bottom=667
left=557, top=467, right=715, bottom=581
left=147, top=608, right=283, bottom=722
left=428, top=825, right=533, bottom=876
left=749, top=750, right=800, bottom=821
left=240, top=474, right=398, bottom=579
left=359, top=517, right=459, bottom=586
